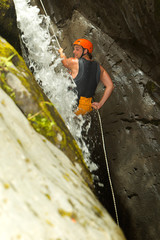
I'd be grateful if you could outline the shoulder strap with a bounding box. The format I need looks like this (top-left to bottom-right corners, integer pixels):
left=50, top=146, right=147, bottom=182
left=73, top=58, right=84, bottom=83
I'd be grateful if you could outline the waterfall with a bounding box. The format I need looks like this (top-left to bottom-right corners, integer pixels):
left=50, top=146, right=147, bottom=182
left=13, top=0, right=98, bottom=172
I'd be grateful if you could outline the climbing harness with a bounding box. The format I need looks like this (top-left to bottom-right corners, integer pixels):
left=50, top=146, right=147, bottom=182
left=38, top=0, right=119, bottom=226
left=96, top=109, right=119, bottom=226
left=39, top=0, right=61, bottom=49
left=75, top=97, right=93, bottom=115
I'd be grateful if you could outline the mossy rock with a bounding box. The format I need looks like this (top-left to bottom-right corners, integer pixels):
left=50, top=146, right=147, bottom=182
left=0, top=0, right=21, bottom=53
left=0, top=36, right=93, bottom=187
left=146, top=81, right=160, bottom=106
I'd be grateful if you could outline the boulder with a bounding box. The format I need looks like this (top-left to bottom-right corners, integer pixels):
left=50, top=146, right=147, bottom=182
left=0, top=36, right=92, bottom=187
left=0, top=87, right=126, bottom=240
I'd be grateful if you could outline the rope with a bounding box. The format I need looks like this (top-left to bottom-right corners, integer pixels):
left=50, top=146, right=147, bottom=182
left=96, top=109, right=119, bottom=226
left=37, top=0, right=119, bottom=226
left=39, top=0, right=61, bottom=49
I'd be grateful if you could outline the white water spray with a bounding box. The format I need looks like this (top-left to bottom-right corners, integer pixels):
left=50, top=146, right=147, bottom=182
left=13, top=0, right=98, bottom=171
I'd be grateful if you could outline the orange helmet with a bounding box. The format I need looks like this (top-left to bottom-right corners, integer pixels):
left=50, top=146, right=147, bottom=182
left=73, top=39, right=93, bottom=54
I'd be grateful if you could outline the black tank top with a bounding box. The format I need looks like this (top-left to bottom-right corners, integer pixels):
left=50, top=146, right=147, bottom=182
left=73, top=58, right=101, bottom=100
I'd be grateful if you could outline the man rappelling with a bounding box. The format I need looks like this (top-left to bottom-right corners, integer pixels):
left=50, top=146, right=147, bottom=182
left=59, top=39, right=119, bottom=224
left=59, top=39, right=114, bottom=115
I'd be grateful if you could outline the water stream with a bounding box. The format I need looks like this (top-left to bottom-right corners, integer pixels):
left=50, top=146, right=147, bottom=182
left=13, top=0, right=98, bottom=172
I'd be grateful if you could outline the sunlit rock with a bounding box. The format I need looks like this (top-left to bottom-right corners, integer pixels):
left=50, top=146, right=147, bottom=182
left=0, top=87, right=126, bottom=240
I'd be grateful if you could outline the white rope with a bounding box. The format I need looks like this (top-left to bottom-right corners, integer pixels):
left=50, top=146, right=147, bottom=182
left=39, top=0, right=61, bottom=49
left=36, top=0, right=119, bottom=226
left=96, top=109, right=119, bottom=226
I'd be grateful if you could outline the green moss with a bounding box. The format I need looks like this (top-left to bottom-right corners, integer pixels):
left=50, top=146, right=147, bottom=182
left=0, top=0, right=11, bottom=23
left=27, top=112, right=66, bottom=147
left=154, top=0, right=160, bottom=39
left=4, top=18, right=13, bottom=32
left=0, top=0, right=10, bottom=12
left=17, top=139, right=22, bottom=146
left=58, top=208, right=77, bottom=220
left=46, top=219, right=54, bottom=226
left=71, top=168, right=79, bottom=176
left=63, top=173, right=71, bottom=181
left=28, top=113, right=55, bottom=135
left=0, top=54, right=15, bottom=70
left=146, top=81, right=160, bottom=106
left=0, top=81, right=15, bottom=100
left=155, top=0, right=160, bottom=17
left=25, top=158, right=30, bottom=163
left=0, top=54, right=16, bottom=100
left=92, top=205, right=103, bottom=218
left=1, top=99, right=6, bottom=106
left=45, top=193, right=51, bottom=200
left=146, top=81, right=154, bottom=91
left=4, top=183, right=10, bottom=189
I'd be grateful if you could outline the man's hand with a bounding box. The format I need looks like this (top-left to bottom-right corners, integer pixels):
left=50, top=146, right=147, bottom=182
left=91, top=102, right=102, bottom=110
left=58, top=48, right=65, bottom=58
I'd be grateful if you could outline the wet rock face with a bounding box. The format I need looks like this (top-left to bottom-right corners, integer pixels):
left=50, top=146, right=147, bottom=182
left=36, top=1, right=160, bottom=240
left=42, top=0, right=160, bottom=83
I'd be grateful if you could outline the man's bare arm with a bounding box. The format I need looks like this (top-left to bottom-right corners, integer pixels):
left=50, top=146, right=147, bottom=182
left=92, top=66, right=114, bottom=110
left=58, top=48, right=78, bottom=77
left=59, top=48, right=72, bottom=68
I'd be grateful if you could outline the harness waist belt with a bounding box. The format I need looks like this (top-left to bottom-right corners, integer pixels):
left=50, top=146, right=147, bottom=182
left=75, top=96, right=93, bottom=115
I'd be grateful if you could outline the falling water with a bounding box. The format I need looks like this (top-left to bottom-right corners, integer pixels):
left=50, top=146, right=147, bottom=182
left=13, top=0, right=98, bottom=172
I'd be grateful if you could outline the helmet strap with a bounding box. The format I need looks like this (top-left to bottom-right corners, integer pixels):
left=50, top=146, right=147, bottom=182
left=80, top=47, right=87, bottom=58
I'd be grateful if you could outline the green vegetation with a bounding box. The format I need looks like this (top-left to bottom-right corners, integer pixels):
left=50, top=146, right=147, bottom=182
left=58, top=208, right=77, bottom=221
